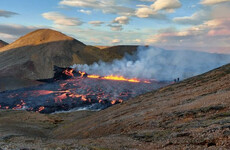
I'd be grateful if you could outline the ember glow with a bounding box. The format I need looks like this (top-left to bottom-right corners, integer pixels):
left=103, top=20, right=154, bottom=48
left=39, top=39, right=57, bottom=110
left=63, top=68, right=74, bottom=77
left=79, top=71, right=86, bottom=77
left=0, top=68, right=169, bottom=113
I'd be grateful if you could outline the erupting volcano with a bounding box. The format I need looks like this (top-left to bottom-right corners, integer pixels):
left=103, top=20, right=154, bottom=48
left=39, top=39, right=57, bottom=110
left=0, top=67, right=168, bottom=113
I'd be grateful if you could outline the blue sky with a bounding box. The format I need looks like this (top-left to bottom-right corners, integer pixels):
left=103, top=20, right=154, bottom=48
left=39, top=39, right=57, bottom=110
left=0, top=0, right=230, bottom=53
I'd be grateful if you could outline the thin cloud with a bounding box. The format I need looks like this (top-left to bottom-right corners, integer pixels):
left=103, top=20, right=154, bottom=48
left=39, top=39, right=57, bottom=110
left=59, top=0, right=135, bottom=16
left=89, top=21, right=104, bottom=26
left=79, top=9, right=92, bottom=15
left=0, top=24, right=38, bottom=36
left=173, top=10, right=211, bottom=25
left=42, top=12, right=83, bottom=26
left=0, top=24, right=39, bottom=42
left=0, top=10, right=18, bottom=18
left=112, top=39, right=122, bottom=44
left=108, top=24, right=123, bottom=31
left=201, top=0, right=230, bottom=5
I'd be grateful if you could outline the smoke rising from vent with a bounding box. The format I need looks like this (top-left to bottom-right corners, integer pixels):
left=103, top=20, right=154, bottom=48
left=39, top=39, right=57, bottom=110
left=73, top=46, right=230, bottom=81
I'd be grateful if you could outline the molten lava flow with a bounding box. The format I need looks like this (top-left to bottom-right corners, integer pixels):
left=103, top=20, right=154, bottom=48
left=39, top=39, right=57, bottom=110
left=63, top=68, right=74, bottom=77
left=31, top=90, right=55, bottom=96
left=144, top=80, right=151, bottom=84
left=86, top=73, right=147, bottom=83
left=102, top=75, right=140, bottom=83
left=54, top=93, right=68, bottom=103
left=111, top=100, right=116, bottom=105
left=38, top=106, right=45, bottom=112
left=87, top=75, right=100, bottom=79
left=12, top=100, right=26, bottom=110
left=79, top=71, right=86, bottom=77
left=60, top=83, right=67, bottom=88
left=81, top=95, right=87, bottom=101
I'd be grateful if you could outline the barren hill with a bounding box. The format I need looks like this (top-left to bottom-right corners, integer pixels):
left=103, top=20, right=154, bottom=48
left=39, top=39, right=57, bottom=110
left=0, top=29, right=86, bottom=80
left=0, top=40, right=8, bottom=48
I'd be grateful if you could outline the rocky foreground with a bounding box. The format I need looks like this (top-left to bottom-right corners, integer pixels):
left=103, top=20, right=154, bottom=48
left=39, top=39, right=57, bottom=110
left=0, top=64, right=229, bottom=149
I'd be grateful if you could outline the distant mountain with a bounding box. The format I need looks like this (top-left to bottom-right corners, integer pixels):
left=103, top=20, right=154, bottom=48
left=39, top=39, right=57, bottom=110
left=0, top=40, right=8, bottom=48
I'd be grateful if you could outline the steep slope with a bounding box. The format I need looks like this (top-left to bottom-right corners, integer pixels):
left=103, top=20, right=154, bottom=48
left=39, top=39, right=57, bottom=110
left=0, top=40, right=8, bottom=48
left=52, top=63, right=230, bottom=149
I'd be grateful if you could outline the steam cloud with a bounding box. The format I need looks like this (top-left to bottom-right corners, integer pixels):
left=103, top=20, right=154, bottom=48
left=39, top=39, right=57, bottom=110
left=73, top=46, right=230, bottom=81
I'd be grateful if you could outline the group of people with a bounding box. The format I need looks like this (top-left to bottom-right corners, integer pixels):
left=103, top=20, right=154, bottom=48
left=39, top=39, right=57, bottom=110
left=174, top=78, right=180, bottom=83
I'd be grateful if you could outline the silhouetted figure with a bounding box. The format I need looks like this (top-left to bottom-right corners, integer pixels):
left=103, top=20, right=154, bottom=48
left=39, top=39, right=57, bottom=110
left=174, top=79, right=177, bottom=83
left=177, top=78, right=180, bottom=82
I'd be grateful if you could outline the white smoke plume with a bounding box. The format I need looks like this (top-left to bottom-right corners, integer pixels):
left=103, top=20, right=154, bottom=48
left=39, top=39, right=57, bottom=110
left=73, top=46, right=230, bottom=81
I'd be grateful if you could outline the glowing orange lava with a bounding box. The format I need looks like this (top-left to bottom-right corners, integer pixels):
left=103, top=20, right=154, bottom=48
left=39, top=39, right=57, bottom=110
left=144, top=80, right=151, bottom=84
left=54, top=93, right=67, bottom=103
left=87, top=74, right=140, bottom=82
left=87, top=75, right=100, bottom=79
left=102, top=75, right=140, bottom=83
left=63, top=68, right=74, bottom=77
left=111, top=100, right=116, bottom=105
left=79, top=71, right=86, bottom=77
left=32, top=90, right=55, bottom=96
left=38, top=106, right=45, bottom=112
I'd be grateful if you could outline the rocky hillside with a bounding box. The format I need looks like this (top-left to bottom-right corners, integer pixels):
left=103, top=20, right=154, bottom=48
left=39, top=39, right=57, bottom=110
left=0, top=63, right=229, bottom=149
left=0, top=40, right=8, bottom=48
